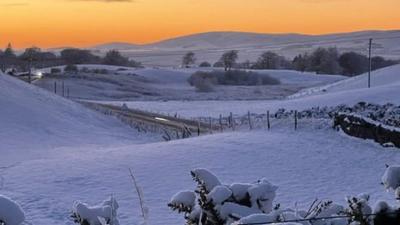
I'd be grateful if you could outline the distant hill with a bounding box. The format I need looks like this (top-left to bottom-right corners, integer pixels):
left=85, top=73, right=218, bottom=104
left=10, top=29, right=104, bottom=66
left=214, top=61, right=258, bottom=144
left=91, top=42, right=140, bottom=51
left=93, top=30, right=400, bottom=50
left=88, top=30, right=400, bottom=66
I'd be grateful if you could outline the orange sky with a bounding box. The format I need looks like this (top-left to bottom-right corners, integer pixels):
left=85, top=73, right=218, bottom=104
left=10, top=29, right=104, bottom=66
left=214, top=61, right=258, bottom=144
left=1, top=0, right=399, bottom=49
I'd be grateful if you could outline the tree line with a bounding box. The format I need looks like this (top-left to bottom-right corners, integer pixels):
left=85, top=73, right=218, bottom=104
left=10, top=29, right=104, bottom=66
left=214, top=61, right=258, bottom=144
left=182, top=48, right=399, bottom=76
left=0, top=43, right=142, bottom=72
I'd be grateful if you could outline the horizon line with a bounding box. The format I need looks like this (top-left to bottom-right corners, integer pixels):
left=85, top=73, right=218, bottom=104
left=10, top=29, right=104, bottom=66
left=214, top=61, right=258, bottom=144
left=7, top=28, right=400, bottom=51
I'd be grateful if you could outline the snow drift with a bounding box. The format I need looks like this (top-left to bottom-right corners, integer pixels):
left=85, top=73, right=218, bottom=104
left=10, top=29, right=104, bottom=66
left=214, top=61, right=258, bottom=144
left=0, top=72, right=151, bottom=164
left=0, top=195, right=25, bottom=225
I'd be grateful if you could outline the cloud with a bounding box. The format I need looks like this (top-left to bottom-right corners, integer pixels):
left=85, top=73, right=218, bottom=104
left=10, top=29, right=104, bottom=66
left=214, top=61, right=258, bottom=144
left=0, top=2, right=29, bottom=7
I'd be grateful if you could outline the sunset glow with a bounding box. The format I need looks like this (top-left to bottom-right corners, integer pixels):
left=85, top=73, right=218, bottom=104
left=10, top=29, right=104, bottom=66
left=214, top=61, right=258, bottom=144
left=1, top=0, right=399, bottom=49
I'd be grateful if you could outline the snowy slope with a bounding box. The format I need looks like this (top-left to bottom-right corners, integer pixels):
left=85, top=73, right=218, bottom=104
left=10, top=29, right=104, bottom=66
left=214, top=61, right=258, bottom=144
left=93, top=30, right=400, bottom=52
left=36, top=65, right=345, bottom=101
left=87, top=30, right=400, bottom=66
left=2, top=126, right=399, bottom=225
left=290, top=64, right=400, bottom=98
left=0, top=72, right=156, bottom=164
left=2, top=64, right=400, bottom=225
left=115, top=65, right=400, bottom=117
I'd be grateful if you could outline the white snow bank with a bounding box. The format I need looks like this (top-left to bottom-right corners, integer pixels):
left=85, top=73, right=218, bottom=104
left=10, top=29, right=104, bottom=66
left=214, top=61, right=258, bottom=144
left=208, top=186, right=233, bottom=204
left=0, top=72, right=153, bottom=164
left=72, top=197, right=119, bottom=225
left=216, top=202, right=261, bottom=221
left=5, top=127, right=400, bottom=225
left=114, top=82, right=400, bottom=118
left=0, top=195, right=25, bottom=225
left=290, top=64, right=400, bottom=99
left=230, top=183, right=253, bottom=201
left=169, top=191, right=196, bottom=209
left=110, top=64, right=400, bottom=118
left=248, top=179, right=278, bottom=213
left=234, top=213, right=278, bottom=224
left=382, top=165, right=400, bottom=191
left=191, top=168, right=222, bottom=192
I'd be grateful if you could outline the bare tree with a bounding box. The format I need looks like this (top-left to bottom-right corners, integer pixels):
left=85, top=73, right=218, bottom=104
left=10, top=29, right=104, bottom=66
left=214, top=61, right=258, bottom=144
left=220, top=50, right=238, bottom=71
left=182, top=52, right=196, bottom=68
left=255, top=51, right=282, bottom=69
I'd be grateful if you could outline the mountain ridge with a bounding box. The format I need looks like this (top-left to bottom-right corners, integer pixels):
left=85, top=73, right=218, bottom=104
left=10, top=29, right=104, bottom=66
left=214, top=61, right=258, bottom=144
left=90, top=30, right=400, bottom=51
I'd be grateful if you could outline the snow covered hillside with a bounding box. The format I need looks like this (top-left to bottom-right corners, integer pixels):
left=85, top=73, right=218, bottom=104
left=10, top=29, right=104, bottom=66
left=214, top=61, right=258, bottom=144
left=2, top=124, right=400, bottom=225
left=115, top=65, right=400, bottom=117
left=0, top=72, right=157, bottom=164
left=2, top=65, right=399, bottom=225
left=35, top=65, right=344, bottom=101
left=89, top=30, right=400, bottom=66
left=291, top=64, right=400, bottom=97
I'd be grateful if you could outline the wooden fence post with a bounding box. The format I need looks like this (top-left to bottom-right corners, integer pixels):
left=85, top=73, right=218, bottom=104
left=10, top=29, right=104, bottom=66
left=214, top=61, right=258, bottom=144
left=54, top=81, right=57, bottom=94
left=248, top=111, right=253, bottom=130
left=229, top=112, right=233, bottom=128
left=62, top=81, right=65, bottom=97
left=231, top=112, right=235, bottom=131
left=219, top=114, right=223, bottom=132
left=267, top=110, right=271, bottom=130
left=295, top=110, right=298, bottom=131
left=209, top=117, right=212, bottom=133
left=197, top=121, right=201, bottom=136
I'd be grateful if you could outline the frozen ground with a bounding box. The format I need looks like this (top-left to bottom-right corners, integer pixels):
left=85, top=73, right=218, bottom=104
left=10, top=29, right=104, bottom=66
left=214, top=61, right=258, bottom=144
left=0, top=72, right=158, bottom=164
left=107, top=65, right=400, bottom=117
left=1, top=64, right=400, bottom=225
left=2, top=123, right=400, bottom=225
left=35, top=65, right=344, bottom=101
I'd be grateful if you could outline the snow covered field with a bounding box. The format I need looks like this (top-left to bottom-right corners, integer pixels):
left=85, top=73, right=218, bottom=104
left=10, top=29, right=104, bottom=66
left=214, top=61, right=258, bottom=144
left=104, top=65, right=400, bottom=118
left=0, top=72, right=158, bottom=164
left=34, top=65, right=344, bottom=101
left=1, top=64, right=400, bottom=224
left=92, top=31, right=400, bottom=67
left=2, top=124, right=400, bottom=225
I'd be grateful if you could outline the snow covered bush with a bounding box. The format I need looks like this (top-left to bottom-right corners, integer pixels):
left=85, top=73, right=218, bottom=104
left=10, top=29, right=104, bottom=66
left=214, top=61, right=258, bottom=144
left=168, top=168, right=284, bottom=225
left=342, top=194, right=372, bottom=225
left=0, top=195, right=25, bottom=225
left=169, top=168, right=400, bottom=225
left=370, top=165, right=400, bottom=225
left=382, top=165, right=400, bottom=192
left=71, top=197, right=119, bottom=225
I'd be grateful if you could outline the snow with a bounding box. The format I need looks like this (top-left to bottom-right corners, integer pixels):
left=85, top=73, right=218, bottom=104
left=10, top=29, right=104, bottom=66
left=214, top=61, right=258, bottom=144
left=72, top=197, right=119, bottom=225
left=89, top=31, right=400, bottom=67
left=37, top=65, right=344, bottom=101
left=382, top=165, right=400, bottom=190
left=307, top=203, right=344, bottom=225
left=0, top=72, right=158, bottom=164
left=235, top=213, right=278, bottom=225
left=110, top=65, right=400, bottom=118
left=3, top=127, right=400, bottom=225
left=280, top=212, right=310, bottom=225
left=216, top=202, right=261, bottom=221
left=191, top=168, right=222, bottom=192
left=2, top=63, right=400, bottom=225
left=207, top=186, right=233, bottom=205
left=169, top=191, right=196, bottom=209
left=248, top=179, right=278, bottom=213
left=0, top=195, right=25, bottom=225
left=290, top=64, right=400, bottom=99
left=230, top=183, right=253, bottom=201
